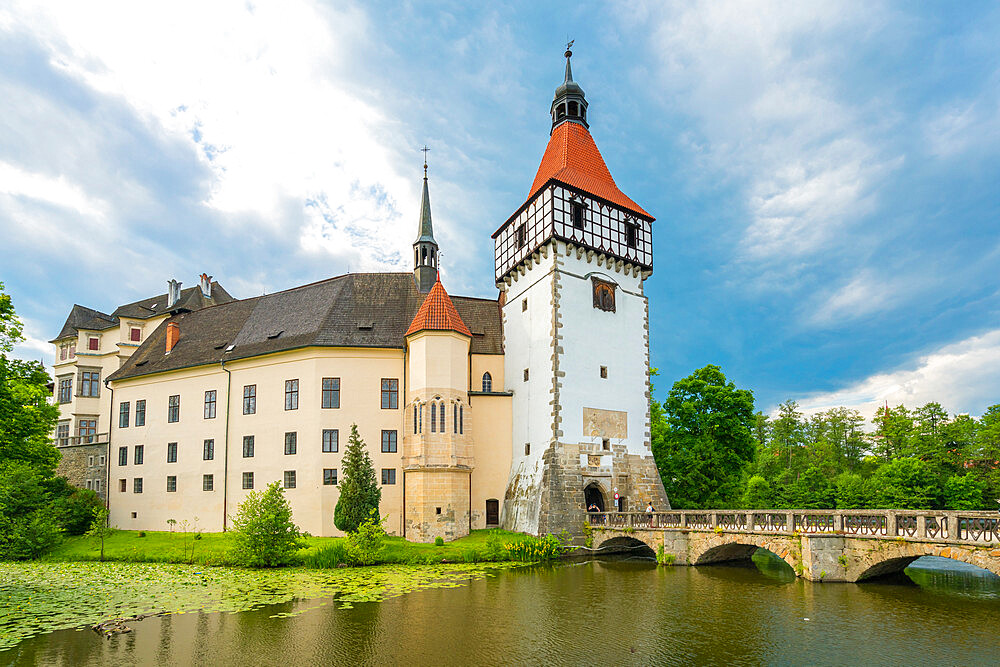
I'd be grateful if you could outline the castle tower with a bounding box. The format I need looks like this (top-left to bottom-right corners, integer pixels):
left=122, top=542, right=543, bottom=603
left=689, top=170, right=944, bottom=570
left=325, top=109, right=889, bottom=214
left=402, top=275, right=475, bottom=542
left=495, top=47, right=670, bottom=536
left=413, top=157, right=439, bottom=293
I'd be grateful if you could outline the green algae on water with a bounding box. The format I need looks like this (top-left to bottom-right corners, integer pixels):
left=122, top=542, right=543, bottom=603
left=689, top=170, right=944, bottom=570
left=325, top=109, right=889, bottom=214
left=0, top=561, right=518, bottom=650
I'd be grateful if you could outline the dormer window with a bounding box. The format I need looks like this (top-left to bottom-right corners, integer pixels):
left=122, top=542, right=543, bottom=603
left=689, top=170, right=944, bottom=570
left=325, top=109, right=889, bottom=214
left=130, top=327, right=141, bottom=342
left=88, top=337, right=99, bottom=351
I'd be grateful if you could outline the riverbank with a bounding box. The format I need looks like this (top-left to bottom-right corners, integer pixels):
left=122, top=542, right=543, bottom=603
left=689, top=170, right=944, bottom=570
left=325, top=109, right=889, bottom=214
left=39, top=529, right=537, bottom=567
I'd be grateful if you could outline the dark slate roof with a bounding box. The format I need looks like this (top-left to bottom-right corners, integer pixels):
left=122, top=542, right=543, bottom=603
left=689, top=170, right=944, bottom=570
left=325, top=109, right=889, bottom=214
left=109, top=273, right=504, bottom=382
left=111, top=282, right=234, bottom=319
left=52, top=283, right=235, bottom=343
left=52, top=305, right=117, bottom=341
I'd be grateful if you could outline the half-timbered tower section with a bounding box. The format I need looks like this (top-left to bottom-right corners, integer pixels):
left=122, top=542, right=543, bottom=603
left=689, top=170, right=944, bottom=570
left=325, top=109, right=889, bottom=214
left=495, top=48, right=670, bottom=536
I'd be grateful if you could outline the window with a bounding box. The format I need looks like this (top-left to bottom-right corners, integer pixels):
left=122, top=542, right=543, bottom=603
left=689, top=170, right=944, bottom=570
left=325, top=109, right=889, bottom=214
left=119, top=478, right=127, bottom=492
left=381, top=379, right=398, bottom=409
left=86, top=479, right=93, bottom=490
left=285, top=379, right=299, bottom=410
left=435, top=507, right=441, bottom=515
left=481, top=372, right=492, bottom=392
left=203, top=439, right=214, bottom=460
left=430, top=402, right=437, bottom=433
left=381, top=430, right=397, bottom=453
left=322, top=377, right=340, bottom=409
left=57, top=422, right=69, bottom=446
left=134, top=445, right=144, bottom=465
left=58, top=378, right=72, bottom=403
left=284, top=432, right=297, bottom=455
left=78, top=419, right=97, bottom=443
left=453, top=404, right=458, bottom=434
left=78, top=370, right=100, bottom=397
left=625, top=223, right=637, bottom=248
left=243, top=436, right=254, bottom=458
left=131, top=512, right=137, bottom=519
left=135, top=400, right=146, bottom=426
left=119, top=401, right=130, bottom=428
left=602, top=438, right=610, bottom=451
left=242, top=472, right=254, bottom=489
left=167, top=442, right=177, bottom=463
left=322, top=429, right=338, bottom=453
left=204, top=390, right=217, bottom=419
left=283, top=470, right=296, bottom=489
left=69, top=343, right=75, bottom=359
left=100, top=454, right=105, bottom=465
left=59, top=345, right=67, bottom=361
left=525, top=443, right=530, bottom=456
left=203, top=474, right=214, bottom=491
left=166, top=475, right=176, bottom=492
left=413, top=404, right=419, bottom=434
left=523, top=368, right=529, bottom=382
left=94, top=479, right=101, bottom=492
left=118, top=446, right=127, bottom=466
left=516, top=224, right=526, bottom=248
left=88, top=455, right=94, bottom=467
left=418, top=404, right=423, bottom=433
left=134, top=477, right=143, bottom=493
left=522, top=299, right=528, bottom=312
left=130, top=327, right=141, bottom=342
left=459, top=405, right=464, bottom=435
left=167, top=395, right=180, bottom=423
left=88, top=337, right=99, bottom=351
left=381, top=468, right=396, bottom=485
left=600, top=366, right=608, bottom=379
left=571, top=201, right=585, bottom=229
left=243, top=385, right=256, bottom=414
left=323, top=469, right=338, bottom=485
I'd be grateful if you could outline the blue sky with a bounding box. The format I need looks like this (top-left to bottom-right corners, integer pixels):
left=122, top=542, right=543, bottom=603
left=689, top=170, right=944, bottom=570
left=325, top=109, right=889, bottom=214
left=2, top=1, right=999, bottom=418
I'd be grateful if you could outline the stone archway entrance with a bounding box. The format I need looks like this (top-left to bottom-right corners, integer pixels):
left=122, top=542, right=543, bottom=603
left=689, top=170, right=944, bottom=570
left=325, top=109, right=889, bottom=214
left=584, top=483, right=606, bottom=512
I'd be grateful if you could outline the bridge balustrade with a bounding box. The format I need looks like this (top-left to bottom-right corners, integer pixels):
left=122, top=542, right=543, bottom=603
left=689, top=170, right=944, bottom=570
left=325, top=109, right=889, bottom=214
left=586, top=509, right=1000, bottom=545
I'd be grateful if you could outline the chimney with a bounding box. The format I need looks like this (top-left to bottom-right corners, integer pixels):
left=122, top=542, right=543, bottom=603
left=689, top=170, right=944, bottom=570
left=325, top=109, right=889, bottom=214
left=167, top=279, right=182, bottom=309
left=199, top=273, right=212, bottom=298
left=165, top=321, right=180, bottom=354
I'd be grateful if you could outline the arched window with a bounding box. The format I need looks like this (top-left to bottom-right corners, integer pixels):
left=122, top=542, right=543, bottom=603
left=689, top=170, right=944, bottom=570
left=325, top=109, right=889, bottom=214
left=482, top=372, right=492, bottom=392
left=459, top=405, right=464, bottom=434
left=568, top=101, right=578, bottom=116
left=556, top=104, right=566, bottom=120
left=418, top=404, right=423, bottom=433
left=430, top=402, right=436, bottom=433
left=439, top=401, right=446, bottom=432
left=413, top=404, right=418, bottom=434
left=453, top=403, right=458, bottom=434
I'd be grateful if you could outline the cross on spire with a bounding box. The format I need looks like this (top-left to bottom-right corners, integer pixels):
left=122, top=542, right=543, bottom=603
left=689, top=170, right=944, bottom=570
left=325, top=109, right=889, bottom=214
left=420, top=145, right=430, bottom=177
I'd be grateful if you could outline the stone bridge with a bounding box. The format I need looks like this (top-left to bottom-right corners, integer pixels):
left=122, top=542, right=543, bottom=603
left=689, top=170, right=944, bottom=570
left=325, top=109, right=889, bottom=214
left=588, top=509, right=1000, bottom=582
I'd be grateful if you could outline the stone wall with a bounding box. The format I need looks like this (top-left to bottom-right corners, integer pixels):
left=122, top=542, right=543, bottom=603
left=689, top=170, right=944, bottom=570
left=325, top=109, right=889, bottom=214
left=404, top=468, right=471, bottom=543
left=56, top=442, right=108, bottom=502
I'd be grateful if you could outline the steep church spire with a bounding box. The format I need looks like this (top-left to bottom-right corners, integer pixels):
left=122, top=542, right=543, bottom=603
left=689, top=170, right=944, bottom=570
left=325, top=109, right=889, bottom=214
left=550, top=43, right=588, bottom=133
left=413, top=147, right=439, bottom=293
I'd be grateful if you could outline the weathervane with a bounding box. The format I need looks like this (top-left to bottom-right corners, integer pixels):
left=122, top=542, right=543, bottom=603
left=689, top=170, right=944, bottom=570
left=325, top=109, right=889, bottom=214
left=565, top=39, right=574, bottom=58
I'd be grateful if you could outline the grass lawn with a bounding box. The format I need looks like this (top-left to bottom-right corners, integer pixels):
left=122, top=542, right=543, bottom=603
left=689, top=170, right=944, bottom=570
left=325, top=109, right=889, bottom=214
left=42, top=529, right=535, bottom=567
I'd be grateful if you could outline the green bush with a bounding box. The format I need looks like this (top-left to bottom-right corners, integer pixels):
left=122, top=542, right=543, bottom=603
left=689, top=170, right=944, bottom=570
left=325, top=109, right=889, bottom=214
left=137, top=531, right=146, bottom=537
left=434, top=536, right=444, bottom=547
left=229, top=481, right=304, bottom=567
left=347, top=511, right=387, bottom=566
left=303, top=540, right=351, bottom=568
left=0, top=460, right=62, bottom=560
left=484, top=529, right=507, bottom=561
left=47, top=479, right=102, bottom=536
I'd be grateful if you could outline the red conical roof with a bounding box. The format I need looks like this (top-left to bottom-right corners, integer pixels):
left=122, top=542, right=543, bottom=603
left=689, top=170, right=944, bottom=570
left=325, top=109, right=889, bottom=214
left=406, top=275, right=472, bottom=338
left=525, top=121, right=651, bottom=219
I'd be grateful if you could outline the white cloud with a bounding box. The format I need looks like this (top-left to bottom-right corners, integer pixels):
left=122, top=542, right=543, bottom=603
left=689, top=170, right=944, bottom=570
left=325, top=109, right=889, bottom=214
left=2, top=0, right=420, bottom=273
left=0, top=160, right=105, bottom=218
left=794, top=329, right=1000, bottom=419
left=808, top=269, right=902, bottom=326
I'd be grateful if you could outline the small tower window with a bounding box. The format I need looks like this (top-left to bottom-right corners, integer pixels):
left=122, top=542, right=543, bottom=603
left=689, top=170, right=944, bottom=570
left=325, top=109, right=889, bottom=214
left=523, top=368, right=529, bottom=381
left=572, top=202, right=585, bottom=230
left=439, top=401, right=446, bottom=432
left=413, top=404, right=418, bottom=434
left=625, top=223, right=637, bottom=248
left=557, top=104, right=566, bottom=120
left=568, top=101, right=578, bottom=117
left=430, top=402, right=437, bottom=433
left=482, top=372, right=492, bottom=392
left=516, top=224, right=526, bottom=248
left=525, top=443, right=530, bottom=456
left=600, top=366, right=608, bottom=378
left=453, top=403, right=458, bottom=434
left=602, top=438, right=610, bottom=451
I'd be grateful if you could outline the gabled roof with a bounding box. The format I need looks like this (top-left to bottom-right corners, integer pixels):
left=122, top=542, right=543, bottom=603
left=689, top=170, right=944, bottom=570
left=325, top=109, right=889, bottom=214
left=51, top=305, right=117, bottom=341
left=406, top=275, right=472, bottom=338
left=524, top=121, right=651, bottom=219
left=110, top=273, right=501, bottom=382
left=111, top=282, right=234, bottom=319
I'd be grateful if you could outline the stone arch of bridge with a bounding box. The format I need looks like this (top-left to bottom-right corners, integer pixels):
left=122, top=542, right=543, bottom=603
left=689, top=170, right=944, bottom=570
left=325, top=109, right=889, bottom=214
left=851, top=543, right=1000, bottom=581
left=690, top=534, right=798, bottom=573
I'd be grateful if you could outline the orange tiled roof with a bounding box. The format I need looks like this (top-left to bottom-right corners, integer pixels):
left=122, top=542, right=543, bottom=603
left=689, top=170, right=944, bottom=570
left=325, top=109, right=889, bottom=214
left=525, top=121, right=651, bottom=219
left=405, top=275, right=472, bottom=338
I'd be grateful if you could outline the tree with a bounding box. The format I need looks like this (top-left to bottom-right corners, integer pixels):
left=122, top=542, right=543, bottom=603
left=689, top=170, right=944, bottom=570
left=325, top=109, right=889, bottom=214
left=866, top=458, right=941, bottom=509
left=653, top=365, right=756, bottom=508
left=86, top=506, right=114, bottom=561
left=0, top=460, right=62, bottom=560
left=230, top=481, right=303, bottom=567
left=943, top=474, right=984, bottom=510
left=334, top=424, right=382, bottom=532
left=49, top=479, right=102, bottom=535
left=741, top=475, right=773, bottom=509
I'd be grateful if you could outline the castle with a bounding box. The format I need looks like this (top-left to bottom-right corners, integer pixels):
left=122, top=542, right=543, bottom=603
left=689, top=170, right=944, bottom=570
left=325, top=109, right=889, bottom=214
left=50, top=50, right=670, bottom=541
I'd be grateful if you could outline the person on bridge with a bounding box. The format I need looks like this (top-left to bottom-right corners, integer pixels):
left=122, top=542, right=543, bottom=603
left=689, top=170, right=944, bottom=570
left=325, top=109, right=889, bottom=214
left=587, top=503, right=600, bottom=512
left=646, top=503, right=654, bottom=513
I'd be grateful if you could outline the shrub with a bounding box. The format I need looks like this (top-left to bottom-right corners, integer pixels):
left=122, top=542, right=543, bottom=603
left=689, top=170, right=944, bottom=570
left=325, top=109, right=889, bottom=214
left=0, top=460, right=62, bottom=560
left=484, top=529, right=507, bottom=561
left=334, top=425, right=382, bottom=533
left=504, top=534, right=565, bottom=562
left=86, top=507, right=114, bottom=562
left=48, top=479, right=102, bottom=536
left=137, top=531, right=146, bottom=537
left=229, top=481, right=304, bottom=567
left=434, top=536, right=444, bottom=547
left=347, top=511, right=387, bottom=566
left=303, top=540, right=351, bottom=568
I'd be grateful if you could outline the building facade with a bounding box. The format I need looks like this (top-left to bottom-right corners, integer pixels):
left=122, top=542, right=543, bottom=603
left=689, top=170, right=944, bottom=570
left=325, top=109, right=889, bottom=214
left=53, top=50, right=668, bottom=540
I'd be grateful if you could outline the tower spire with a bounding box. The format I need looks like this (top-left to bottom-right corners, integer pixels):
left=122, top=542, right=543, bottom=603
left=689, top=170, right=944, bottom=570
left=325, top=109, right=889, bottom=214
left=551, top=42, right=588, bottom=133
left=413, top=146, right=439, bottom=293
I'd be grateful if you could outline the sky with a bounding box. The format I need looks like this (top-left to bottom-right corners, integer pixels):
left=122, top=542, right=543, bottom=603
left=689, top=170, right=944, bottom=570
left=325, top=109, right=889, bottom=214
left=2, top=1, right=999, bottom=420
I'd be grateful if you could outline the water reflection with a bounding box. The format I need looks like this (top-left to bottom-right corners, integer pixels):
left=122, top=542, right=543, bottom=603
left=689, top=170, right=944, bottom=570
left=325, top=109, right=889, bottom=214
left=6, top=556, right=1000, bottom=666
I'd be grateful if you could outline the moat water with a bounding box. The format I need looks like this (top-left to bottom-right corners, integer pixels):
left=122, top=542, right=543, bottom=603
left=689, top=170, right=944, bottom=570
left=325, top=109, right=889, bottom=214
left=4, top=554, right=1000, bottom=666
